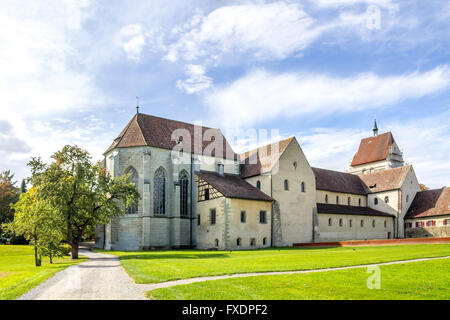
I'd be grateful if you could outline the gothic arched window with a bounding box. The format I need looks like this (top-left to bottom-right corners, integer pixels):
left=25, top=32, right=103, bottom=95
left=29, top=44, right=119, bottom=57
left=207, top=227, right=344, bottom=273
left=284, top=179, right=289, bottom=191
left=154, top=168, right=166, bottom=214
left=256, top=180, right=261, bottom=190
left=301, top=182, right=306, bottom=193
left=179, top=171, right=189, bottom=216
left=125, top=167, right=138, bottom=214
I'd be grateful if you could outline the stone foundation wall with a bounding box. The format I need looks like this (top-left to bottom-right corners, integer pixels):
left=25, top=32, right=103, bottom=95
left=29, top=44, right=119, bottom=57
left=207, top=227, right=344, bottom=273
left=405, top=226, right=450, bottom=238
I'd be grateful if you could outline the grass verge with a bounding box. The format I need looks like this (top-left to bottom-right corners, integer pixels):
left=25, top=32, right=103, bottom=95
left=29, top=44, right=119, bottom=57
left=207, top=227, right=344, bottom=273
left=0, top=245, right=86, bottom=300
left=98, top=244, right=450, bottom=284
left=147, top=258, right=450, bottom=300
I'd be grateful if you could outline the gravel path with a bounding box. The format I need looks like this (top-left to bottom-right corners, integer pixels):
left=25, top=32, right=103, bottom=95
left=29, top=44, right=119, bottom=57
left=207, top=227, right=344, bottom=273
left=18, top=249, right=147, bottom=300
left=17, top=249, right=450, bottom=300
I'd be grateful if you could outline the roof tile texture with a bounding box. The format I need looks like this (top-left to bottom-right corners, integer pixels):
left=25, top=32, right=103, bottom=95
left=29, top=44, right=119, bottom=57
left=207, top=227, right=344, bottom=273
left=351, top=132, right=394, bottom=166
left=105, top=113, right=237, bottom=160
left=405, top=187, right=450, bottom=219
left=196, top=171, right=273, bottom=202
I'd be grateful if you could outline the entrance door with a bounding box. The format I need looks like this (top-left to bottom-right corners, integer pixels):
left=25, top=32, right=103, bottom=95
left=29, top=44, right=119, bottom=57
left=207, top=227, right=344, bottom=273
left=388, top=232, right=391, bottom=239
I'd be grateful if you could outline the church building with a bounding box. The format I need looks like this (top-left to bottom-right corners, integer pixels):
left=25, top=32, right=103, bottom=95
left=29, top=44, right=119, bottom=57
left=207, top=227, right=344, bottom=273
left=95, top=113, right=449, bottom=250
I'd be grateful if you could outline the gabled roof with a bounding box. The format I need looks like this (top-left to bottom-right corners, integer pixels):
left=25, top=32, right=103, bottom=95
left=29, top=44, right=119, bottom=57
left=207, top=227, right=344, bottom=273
left=104, top=113, right=237, bottom=160
left=351, top=132, right=395, bottom=166
left=358, top=165, right=412, bottom=193
left=239, top=137, right=295, bottom=178
left=317, top=203, right=395, bottom=217
left=196, top=171, right=273, bottom=202
left=405, top=187, right=450, bottom=219
left=312, top=167, right=367, bottom=195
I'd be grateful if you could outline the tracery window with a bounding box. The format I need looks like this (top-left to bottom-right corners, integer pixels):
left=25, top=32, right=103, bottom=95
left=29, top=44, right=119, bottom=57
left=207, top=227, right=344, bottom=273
left=179, top=171, right=189, bottom=216
left=154, top=168, right=166, bottom=214
left=125, top=167, right=138, bottom=214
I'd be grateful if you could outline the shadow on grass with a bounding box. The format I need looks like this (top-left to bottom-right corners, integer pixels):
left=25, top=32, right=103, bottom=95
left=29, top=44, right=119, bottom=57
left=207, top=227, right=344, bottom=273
left=119, top=253, right=231, bottom=260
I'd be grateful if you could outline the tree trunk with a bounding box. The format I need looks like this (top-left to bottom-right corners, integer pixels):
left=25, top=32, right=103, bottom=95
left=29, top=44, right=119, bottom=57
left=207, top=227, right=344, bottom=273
left=71, top=242, right=79, bottom=260
left=49, top=252, right=53, bottom=264
left=34, top=236, right=41, bottom=267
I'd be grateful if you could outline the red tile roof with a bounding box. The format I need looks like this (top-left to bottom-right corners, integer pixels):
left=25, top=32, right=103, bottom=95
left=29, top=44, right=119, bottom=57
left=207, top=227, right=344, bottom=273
left=239, top=137, right=295, bottom=178
left=104, top=113, right=237, bottom=160
left=317, top=203, right=395, bottom=217
left=405, top=187, right=450, bottom=219
left=196, top=171, right=273, bottom=202
left=358, top=165, right=412, bottom=193
left=351, top=132, right=395, bottom=166
left=312, top=167, right=366, bottom=195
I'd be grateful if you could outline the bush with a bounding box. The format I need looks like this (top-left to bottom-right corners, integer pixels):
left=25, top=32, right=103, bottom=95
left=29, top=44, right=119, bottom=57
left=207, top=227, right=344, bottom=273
left=60, top=243, right=71, bottom=256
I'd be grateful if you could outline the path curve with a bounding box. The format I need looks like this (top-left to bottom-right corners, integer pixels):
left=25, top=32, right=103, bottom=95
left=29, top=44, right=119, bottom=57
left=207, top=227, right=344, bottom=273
left=17, top=250, right=450, bottom=299
left=18, top=249, right=147, bottom=300
left=140, top=255, right=450, bottom=292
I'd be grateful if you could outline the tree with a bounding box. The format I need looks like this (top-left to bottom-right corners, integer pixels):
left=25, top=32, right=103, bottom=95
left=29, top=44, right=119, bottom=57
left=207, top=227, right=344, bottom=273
left=28, top=145, right=140, bottom=259
left=7, top=187, right=63, bottom=266
left=20, top=179, right=27, bottom=194
left=0, top=170, right=19, bottom=229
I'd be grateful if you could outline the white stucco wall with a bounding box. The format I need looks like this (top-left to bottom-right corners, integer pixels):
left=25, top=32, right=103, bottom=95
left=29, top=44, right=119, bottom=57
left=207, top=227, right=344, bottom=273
left=317, top=213, right=394, bottom=241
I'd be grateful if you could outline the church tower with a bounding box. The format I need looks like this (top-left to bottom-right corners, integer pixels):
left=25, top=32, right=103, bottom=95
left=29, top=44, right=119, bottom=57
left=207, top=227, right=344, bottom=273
left=349, top=121, right=404, bottom=174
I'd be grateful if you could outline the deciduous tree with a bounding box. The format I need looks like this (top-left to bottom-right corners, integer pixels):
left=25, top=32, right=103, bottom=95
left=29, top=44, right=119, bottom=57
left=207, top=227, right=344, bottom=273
left=0, top=170, right=19, bottom=228
left=29, top=145, right=140, bottom=259
left=7, top=187, right=62, bottom=266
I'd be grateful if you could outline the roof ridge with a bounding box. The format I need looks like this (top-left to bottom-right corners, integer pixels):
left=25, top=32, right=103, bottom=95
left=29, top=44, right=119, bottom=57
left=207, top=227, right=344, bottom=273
left=135, top=113, right=150, bottom=146
left=240, top=136, right=295, bottom=156
left=138, top=112, right=218, bottom=131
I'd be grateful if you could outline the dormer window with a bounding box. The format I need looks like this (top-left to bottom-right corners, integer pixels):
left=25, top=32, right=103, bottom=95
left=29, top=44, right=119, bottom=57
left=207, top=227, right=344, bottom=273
left=216, top=163, right=224, bottom=176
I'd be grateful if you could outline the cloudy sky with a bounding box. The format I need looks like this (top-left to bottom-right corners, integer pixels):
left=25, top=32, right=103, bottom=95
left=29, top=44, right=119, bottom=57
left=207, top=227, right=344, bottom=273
left=1, top=0, right=449, bottom=188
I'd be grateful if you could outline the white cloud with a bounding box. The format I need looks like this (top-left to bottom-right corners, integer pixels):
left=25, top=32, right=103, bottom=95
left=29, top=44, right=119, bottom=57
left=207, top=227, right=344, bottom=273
left=165, top=1, right=329, bottom=62
left=204, top=66, right=450, bottom=127
left=312, top=0, right=399, bottom=12
left=384, top=114, right=450, bottom=189
left=176, top=64, right=213, bottom=94
left=119, top=24, right=147, bottom=61
left=300, top=128, right=364, bottom=172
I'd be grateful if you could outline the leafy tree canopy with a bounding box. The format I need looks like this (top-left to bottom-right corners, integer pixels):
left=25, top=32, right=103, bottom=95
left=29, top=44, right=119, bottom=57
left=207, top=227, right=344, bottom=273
left=0, top=170, right=19, bottom=226
left=28, top=145, right=140, bottom=259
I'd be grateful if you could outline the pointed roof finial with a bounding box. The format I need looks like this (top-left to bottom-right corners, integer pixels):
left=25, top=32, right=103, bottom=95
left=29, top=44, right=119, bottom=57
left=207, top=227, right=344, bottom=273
left=136, top=96, right=140, bottom=114
left=373, top=118, right=378, bottom=136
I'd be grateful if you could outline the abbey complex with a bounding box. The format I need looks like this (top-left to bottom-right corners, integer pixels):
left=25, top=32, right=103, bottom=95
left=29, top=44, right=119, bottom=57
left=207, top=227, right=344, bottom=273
left=95, top=113, right=450, bottom=250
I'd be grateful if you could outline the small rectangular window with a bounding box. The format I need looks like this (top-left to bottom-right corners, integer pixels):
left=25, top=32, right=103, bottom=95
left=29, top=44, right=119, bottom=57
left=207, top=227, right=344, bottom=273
left=210, top=209, right=216, bottom=225
left=240, top=211, right=246, bottom=223
left=197, top=214, right=200, bottom=226
left=204, top=188, right=210, bottom=200
left=259, top=210, right=267, bottom=224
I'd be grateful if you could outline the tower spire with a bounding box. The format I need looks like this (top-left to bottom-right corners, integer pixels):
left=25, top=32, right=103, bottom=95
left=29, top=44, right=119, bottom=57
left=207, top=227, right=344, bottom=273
left=373, top=118, right=378, bottom=136
left=136, top=96, right=140, bottom=114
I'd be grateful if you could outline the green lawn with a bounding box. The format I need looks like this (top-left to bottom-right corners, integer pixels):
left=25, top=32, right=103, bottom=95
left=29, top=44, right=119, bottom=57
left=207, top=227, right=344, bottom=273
left=147, top=258, right=450, bottom=300
left=0, top=245, right=86, bottom=300
left=100, top=244, right=450, bottom=284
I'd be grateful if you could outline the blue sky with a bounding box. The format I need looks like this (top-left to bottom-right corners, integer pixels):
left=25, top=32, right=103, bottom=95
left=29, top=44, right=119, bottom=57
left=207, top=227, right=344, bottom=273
left=1, top=0, right=449, bottom=188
